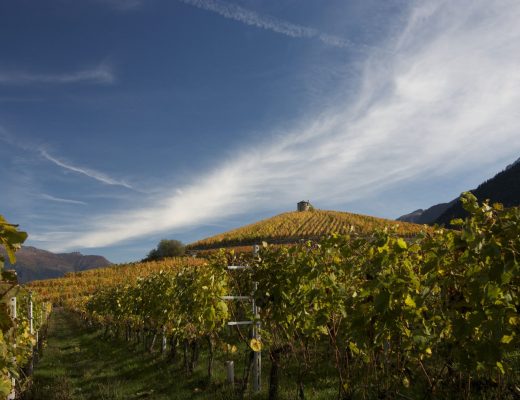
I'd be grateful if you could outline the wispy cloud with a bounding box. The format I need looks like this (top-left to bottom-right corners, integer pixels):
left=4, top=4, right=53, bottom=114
left=0, top=64, right=114, bottom=85
left=1, top=127, right=134, bottom=191
left=179, top=0, right=351, bottom=48
left=97, top=0, right=142, bottom=11
left=41, top=194, right=88, bottom=206
left=40, top=150, right=134, bottom=190
left=38, top=0, right=520, bottom=251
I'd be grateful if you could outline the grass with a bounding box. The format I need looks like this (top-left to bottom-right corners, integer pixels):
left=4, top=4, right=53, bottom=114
left=26, top=309, right=338, bottom=400
left=25, top=309, right=519, bottom=399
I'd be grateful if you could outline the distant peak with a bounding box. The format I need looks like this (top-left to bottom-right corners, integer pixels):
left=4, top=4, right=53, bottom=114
left=506, top=157, right=520, bottom=170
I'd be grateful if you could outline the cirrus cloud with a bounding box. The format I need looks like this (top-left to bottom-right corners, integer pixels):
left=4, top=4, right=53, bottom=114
left=35, top=0, right=520, bottom=251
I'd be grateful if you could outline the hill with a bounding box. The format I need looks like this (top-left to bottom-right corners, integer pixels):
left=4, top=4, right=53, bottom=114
left=436, top=158, right=520, bottom=225
left=187, top=209, right=429, bottom=251
left=1, top=246, right=111, bottom=283
left=397, top=201, right=455, bottom=224
left=397, top=157, right=520, bottom=225
left=27, top=256, right=205, bottom=305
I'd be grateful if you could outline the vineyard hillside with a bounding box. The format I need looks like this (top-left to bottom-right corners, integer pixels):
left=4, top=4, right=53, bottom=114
left=27, top=256, right=205, bottom=305
left=188, top=209, right=430, bottom=251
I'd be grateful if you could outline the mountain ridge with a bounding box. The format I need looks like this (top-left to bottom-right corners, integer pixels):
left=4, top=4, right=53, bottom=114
left=398, top=157, right=520, bottom=225
left=1, top=245, right=111, bottom=283
left=436, top=158, right=520, bottom=225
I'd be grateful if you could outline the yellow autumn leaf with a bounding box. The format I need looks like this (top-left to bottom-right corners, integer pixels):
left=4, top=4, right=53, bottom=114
left=501, top=335, right=513, bottom=344
left=250, top=338, right=262, bottom=352
left=496, top=361, right=505, bottom=374
left=402, top=376, right=410, bottom=388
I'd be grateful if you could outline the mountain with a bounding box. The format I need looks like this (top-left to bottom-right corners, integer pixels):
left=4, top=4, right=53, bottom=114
left=436, top=158, right=520, bottom=225
left=397, top=201, right=456, bottom=224
left=1, top=246, right=111, bottom=283
left=188, top=208, right=430, bottom=251
left=397, top=157, right=520, bottom=225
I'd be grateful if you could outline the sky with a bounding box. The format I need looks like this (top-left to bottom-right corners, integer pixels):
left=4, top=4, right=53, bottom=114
left=1, top=0, right=519, bottom=263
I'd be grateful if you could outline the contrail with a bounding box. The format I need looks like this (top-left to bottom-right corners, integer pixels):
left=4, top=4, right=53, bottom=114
left=41, top=194, right=88, bottom=206
left=40, top=150, right=134, bottom=190
left=179, top=0, right=351, bottom=48
left=0, top=64, right=114, bottom=85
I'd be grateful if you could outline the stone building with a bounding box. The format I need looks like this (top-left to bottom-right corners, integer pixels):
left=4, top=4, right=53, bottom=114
left=297, top=200, right=311, bottom=212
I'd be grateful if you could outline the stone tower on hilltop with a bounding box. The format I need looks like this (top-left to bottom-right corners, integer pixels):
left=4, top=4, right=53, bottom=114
left=297, top=200, right=311, bottom=212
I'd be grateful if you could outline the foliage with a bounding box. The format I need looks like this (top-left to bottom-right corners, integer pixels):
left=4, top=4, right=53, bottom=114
left=252, top=193, right=519, bottom=398
left=0, top=214, right=49, bottom=397
left=29, top=195, right=520, bottom=398
left=0, top=215, right=28, bottom=273
left=144, top=239, right=185, bottom=261
left=28, top=256, right=205, bottom=306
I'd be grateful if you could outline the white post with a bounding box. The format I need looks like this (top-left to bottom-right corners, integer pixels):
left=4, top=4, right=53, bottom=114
left=161, top=326, right=167, bottom=353
left=7, top=379, right=15, bottom=400
left=226, top=361, right=235, bottom=387
left=29, top=295, right=34, bottom=335
left=9, top=297, right=16, bottom=319
left=8, top=297, right=16, bottom=400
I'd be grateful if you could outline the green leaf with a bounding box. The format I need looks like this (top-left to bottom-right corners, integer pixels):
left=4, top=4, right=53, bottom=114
left=397, top=238, right=407, bottom=250
left=404, top=294, right=416, bottom=308
left=496, top=361, right=505, bottom=375
left=501, top=335, right=513, bottom=344
left=348, top=342, right=360, bottom=355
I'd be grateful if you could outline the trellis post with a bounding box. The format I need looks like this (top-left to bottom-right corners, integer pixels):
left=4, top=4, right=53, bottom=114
left=223, top=245, right=262, bottom=393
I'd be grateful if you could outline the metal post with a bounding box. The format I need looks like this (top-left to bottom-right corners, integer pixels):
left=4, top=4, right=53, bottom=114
left=252, top=281, right=261, bottom=393
left=224, top=247, right=262, bottom=394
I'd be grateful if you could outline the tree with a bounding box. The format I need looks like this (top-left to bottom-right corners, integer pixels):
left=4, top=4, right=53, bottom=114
left=144, top=239, right=185, bottom=261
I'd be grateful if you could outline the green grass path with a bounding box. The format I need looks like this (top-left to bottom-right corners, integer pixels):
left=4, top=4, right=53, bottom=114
left=27, top=308, right=233, bottom=400
left=28, top=309, right=338, bottom=400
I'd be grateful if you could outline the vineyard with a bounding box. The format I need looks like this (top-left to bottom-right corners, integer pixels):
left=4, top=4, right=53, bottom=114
left=187, top=209, right=431, bottom=251
left=0, top=216, right=51, bottom=399
left=25, top=194, right=520, bottom=399
left=27, top=257, right=205, bottom=307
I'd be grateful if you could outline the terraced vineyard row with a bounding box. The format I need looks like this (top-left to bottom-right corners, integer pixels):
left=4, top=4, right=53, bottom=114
left=28, top=256, right=205, bottom=306
left=187, top=209, right=431, bottom=250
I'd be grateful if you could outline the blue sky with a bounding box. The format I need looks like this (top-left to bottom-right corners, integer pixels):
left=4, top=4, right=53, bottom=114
left=1, top=0, right=519, bottom=262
